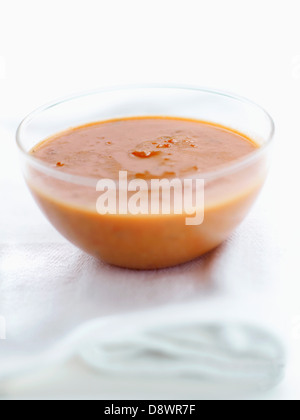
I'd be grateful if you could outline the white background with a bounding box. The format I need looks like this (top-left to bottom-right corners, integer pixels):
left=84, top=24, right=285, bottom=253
left=0, top=0, right=300, bottom=400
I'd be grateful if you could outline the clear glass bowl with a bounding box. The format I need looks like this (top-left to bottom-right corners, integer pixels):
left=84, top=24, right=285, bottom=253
left=16, top=85, right=274, bottom=269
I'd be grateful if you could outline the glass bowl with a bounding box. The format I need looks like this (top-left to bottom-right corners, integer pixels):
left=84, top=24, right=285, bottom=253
left=16, top=85, right=274, bottom=270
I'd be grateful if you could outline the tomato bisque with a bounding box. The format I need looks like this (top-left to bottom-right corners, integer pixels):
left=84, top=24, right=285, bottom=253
left=27, top=117, right=267, bottom=269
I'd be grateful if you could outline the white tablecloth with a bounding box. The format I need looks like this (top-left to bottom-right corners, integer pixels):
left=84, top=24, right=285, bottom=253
left=0, top=122, right=299, bottom=400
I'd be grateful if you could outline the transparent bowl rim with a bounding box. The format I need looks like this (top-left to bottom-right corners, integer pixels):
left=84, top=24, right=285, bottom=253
left=16, top=84, right=275, bottom=186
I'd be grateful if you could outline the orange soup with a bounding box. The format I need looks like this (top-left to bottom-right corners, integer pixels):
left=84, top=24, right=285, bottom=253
left=28, top=117, right=265, bottom=269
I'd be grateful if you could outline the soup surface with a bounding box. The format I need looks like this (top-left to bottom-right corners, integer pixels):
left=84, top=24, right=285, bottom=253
left=31, top=117, right=257, bottom=179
